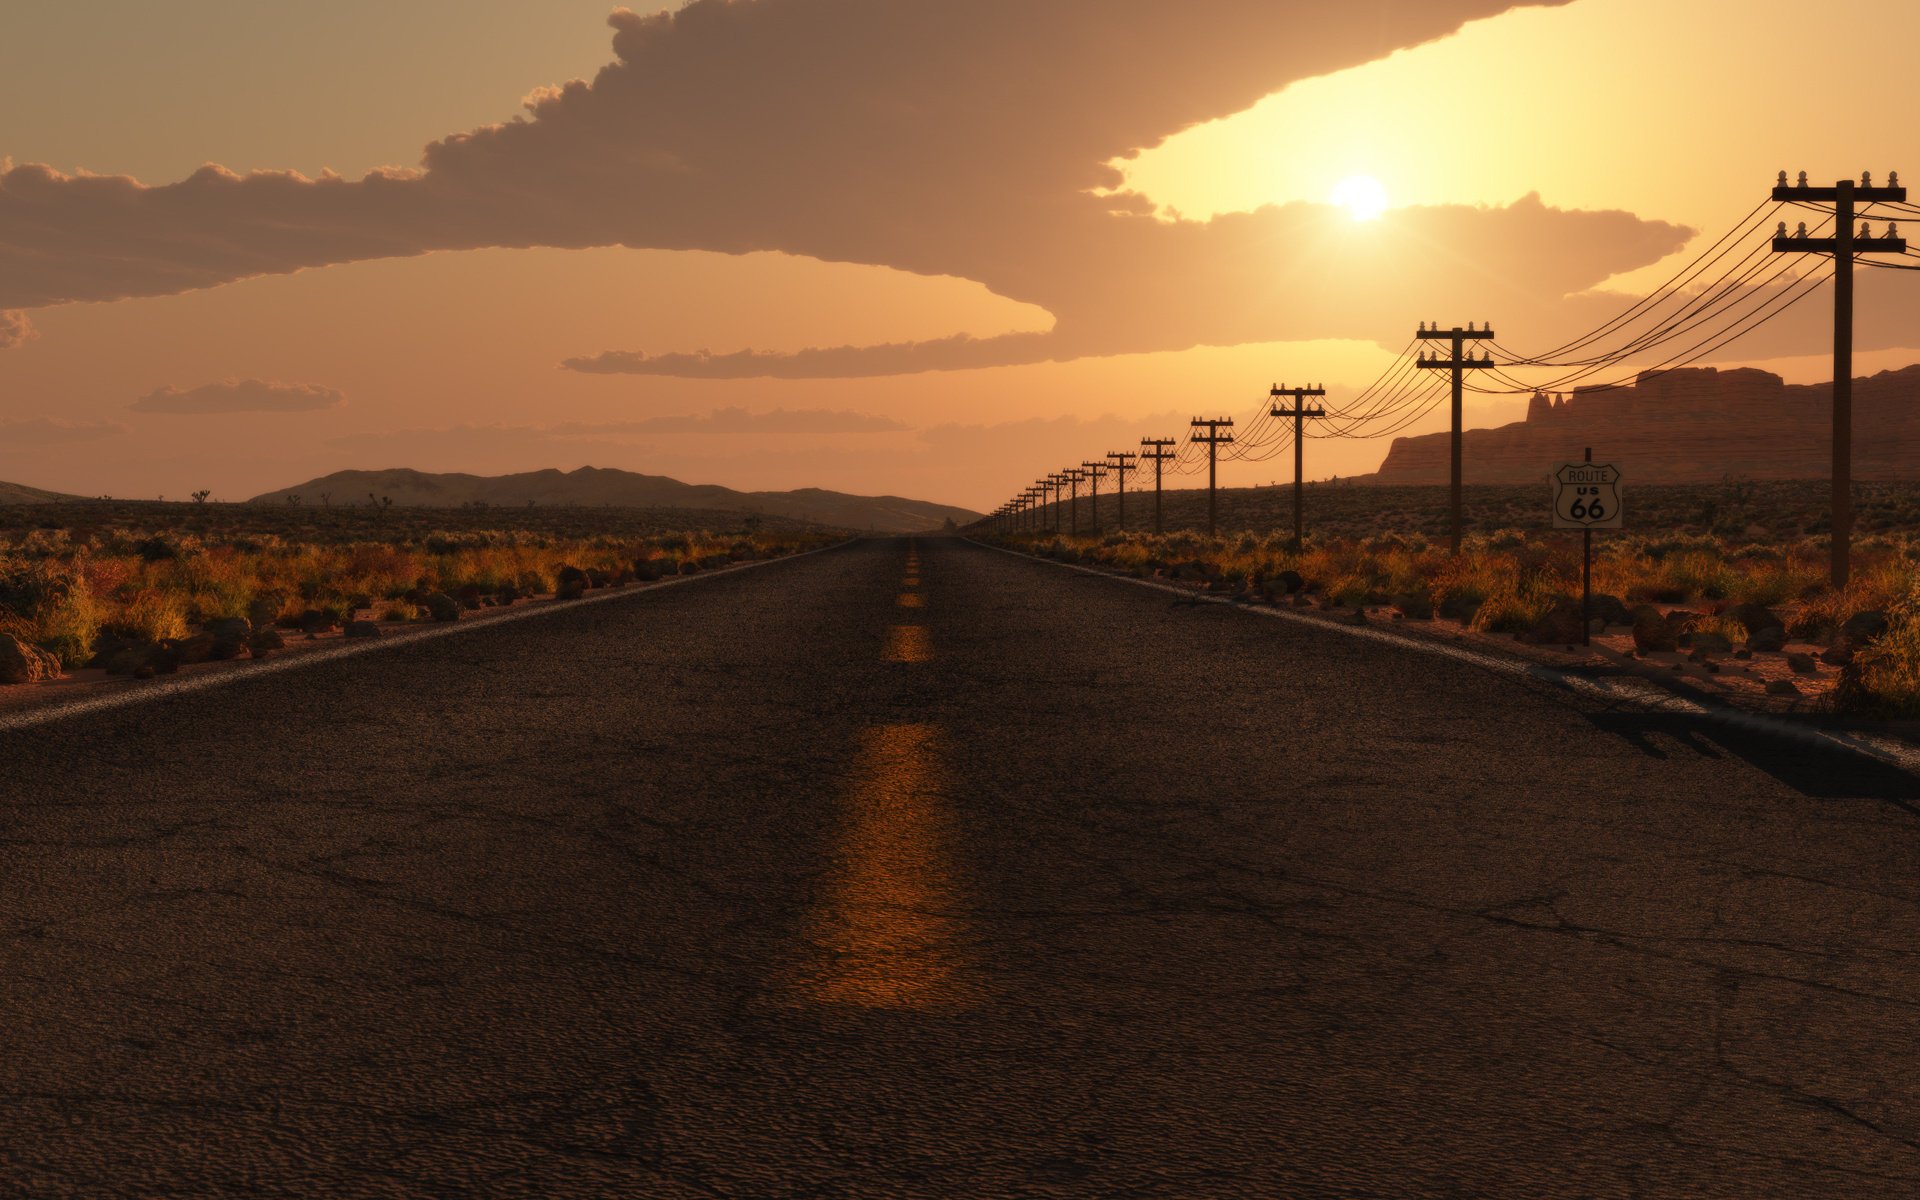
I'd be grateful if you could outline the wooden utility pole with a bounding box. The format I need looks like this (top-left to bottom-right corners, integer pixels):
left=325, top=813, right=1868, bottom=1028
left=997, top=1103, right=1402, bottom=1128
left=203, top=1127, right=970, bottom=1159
left=1064, top=468, right=1085, bottom=537
left=1189, top=418, right=1235, bottom=536
left=1080, top=461, right=1109, bottom=535
left=1140, top=438, right=1176, bottom=535
left=1048, top=473, right=1068, bottom=533
left=1415, top=322, right=1497, bottom=552
left=1106, top=451, right=1137, bottom=532
left=1269, top=382, right=1327, bottom=549
left=1772, top=170, right=1907, bottom=588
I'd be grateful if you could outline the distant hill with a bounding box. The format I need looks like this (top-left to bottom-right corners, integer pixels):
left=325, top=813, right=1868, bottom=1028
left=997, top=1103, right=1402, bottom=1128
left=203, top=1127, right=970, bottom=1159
left=249, top=466, right=981, bottom=532
left=0, top=480, right=81, bottom=504
left=1365, top=365, right=1920, bottom=484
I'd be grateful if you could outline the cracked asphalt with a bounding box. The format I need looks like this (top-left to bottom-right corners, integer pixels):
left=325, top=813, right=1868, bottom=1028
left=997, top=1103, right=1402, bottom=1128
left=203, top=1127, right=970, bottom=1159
left=3, top=536, right=1919, bottom=1197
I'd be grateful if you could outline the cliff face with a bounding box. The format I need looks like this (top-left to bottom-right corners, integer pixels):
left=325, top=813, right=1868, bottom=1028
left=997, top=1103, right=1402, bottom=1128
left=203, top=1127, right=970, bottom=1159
left=1368, top=365, right=1920, bottom=484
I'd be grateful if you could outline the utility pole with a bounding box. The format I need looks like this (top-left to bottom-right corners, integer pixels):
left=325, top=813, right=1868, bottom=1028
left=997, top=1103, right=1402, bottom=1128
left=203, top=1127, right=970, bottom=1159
left=1080, top=461, right=1109, bottom=535
left=1269, top=382, right=1327, bottom=549
left=1189, top=418, right=1234, bottom=537
left=1106, top=451, right=1137, bottom=532
left=1140, top=438, right=1176, bottom=535
left=1064, top=468, right=1085, bottom=537
left=1415, top=322, right=1497, bottom=552
left=1772, top=169, right=1907, bottom=588
left=1048, top=473, right=1067, bottom=534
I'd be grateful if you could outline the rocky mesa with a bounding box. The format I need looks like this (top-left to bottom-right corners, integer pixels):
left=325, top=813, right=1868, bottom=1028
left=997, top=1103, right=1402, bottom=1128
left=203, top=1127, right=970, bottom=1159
left=1367, top=365, right=1920, bottom=484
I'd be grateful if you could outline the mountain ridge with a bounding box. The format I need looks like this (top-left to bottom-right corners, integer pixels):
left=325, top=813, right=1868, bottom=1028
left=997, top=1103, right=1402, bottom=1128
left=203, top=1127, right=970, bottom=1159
left=247, top=466, right=981, bottom=531
left=0, top=480, right=84, bottom=505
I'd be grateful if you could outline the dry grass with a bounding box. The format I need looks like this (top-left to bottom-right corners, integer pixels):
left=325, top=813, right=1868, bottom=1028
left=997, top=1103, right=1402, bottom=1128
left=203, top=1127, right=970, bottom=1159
left=1, top=514, right=838, bottom=673
left=995, top=527, right=1920, bottom=715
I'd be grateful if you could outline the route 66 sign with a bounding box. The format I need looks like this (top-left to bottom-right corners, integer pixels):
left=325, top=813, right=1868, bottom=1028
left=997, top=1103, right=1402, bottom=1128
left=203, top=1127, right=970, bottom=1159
left=1552, top=462, right=1622, bottom=529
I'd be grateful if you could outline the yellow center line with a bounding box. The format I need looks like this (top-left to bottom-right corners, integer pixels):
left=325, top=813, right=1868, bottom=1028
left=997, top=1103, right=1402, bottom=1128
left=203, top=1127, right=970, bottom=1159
left=884, top=625, right=931, bottom=663
left=897, top=593, right=923, bottom=608
left=801, top=724, right=973, bottom=1009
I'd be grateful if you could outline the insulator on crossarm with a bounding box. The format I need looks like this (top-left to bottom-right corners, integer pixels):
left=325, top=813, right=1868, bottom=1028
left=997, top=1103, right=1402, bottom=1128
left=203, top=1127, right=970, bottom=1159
left=1418, top=321, right=1427, bottom=332
left=1798, top=171, right=1809, bottom=187
left=1891, top=223, right=1901, bottom=239
left=1778, top=170, right=1789, bottom=188
left=1861, top=221, right=1873, bottom=238
left=1864, top=171, right=1874, bottom=187
left=1796, top=221, right=1808, bottom=237
left=1777, top=221, right=1788, bottom=237
left=1891, top=171, right=1901, bottom=188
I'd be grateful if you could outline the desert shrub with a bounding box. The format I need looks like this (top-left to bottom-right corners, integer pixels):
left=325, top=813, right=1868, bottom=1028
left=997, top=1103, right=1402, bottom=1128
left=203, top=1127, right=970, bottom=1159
left=1837, top=578, right=1920, bottom=717
left=109, top=589, right=189, bottom=642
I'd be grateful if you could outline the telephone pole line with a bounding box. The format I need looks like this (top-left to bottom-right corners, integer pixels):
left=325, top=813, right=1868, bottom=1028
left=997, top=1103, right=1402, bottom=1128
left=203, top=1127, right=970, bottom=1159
left=1270, top=382, right=1327, bottom=549
left=1189, top=418, right=1235, bottom=537
left=1415, top=321, right=1497, bottom=552
left=1080, top=461, right=1109, bottom=535
left=1106, top=451, right=1137, bottom=532
left=1772, top=169, right=1907, bottom=588
left=1140, top=438, right=1176, bottom=535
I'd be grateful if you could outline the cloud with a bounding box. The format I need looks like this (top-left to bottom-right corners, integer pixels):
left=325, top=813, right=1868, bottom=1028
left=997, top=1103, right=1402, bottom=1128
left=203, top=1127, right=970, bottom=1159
left=0, top=416, right=125, bottom=444
left=0, top=0, right=1695, bottom=379
left=131, top=379, right=346, bottom=413
left=562, top=406, right=909, bottom=433
left=0, top=309, right=33, bottom=349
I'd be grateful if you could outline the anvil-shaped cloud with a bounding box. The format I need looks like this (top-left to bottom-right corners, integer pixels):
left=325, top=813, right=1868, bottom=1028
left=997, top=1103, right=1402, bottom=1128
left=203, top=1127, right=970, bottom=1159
left=0, top=0, right=1698, bottom=376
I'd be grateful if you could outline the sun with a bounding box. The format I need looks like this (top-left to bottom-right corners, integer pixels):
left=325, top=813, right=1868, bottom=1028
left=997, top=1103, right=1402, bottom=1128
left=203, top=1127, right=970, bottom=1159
left=1329, top=174, right=1389, bottom=222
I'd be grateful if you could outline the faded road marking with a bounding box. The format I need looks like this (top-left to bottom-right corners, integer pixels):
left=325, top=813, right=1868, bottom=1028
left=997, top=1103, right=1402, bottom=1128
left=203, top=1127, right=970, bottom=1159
left=884, top=625, right=930, bottom=663
left=803, top=724, right=972, bottom=1009
left=897, top=594, right=924, bottom=609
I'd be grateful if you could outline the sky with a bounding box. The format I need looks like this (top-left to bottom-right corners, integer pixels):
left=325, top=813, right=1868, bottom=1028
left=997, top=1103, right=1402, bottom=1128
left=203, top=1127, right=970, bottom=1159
left=3, top=0, right=1919, bottom=510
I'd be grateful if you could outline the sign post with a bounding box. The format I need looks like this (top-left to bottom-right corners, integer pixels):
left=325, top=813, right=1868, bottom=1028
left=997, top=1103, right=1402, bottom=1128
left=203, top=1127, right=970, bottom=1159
left=1552, top=449, right=1622, bottom=647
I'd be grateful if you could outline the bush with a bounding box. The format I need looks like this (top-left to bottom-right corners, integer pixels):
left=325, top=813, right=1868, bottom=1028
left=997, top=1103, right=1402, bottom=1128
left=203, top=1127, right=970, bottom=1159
left=1837, top=578, right=1920, bottom=717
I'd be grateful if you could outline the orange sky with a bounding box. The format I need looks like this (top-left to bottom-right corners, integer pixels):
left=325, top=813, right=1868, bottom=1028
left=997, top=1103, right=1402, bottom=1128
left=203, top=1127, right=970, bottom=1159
left=3, top=0, right=1918, bottom=511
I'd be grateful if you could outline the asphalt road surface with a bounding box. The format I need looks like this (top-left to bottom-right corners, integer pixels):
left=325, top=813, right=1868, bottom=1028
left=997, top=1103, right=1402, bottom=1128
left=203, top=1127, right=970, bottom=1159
left=3, top=536, right=1920, bottom=1198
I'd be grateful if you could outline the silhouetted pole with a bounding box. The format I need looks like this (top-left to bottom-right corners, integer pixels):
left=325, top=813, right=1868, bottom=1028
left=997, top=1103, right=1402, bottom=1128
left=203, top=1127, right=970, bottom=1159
left=1065, top=468, right=1085, bottom=537
left=1189, top=418, right=1235, bottom=537
left=1106, top=451, right=1137, bottom=532
left=1080, top=461, right=1109, bottom=535
left=1772, top=170, right=1907, bottom=588
left=1415, top=322, right=1497, bottom=553
left=1581, top=446, right=1592, bottom=648
left=1141, top=438, right=1176, bottom=535
left=1269, top=382, right=1327, bottom=549
left=1049, top=473, right=1068, bottom=533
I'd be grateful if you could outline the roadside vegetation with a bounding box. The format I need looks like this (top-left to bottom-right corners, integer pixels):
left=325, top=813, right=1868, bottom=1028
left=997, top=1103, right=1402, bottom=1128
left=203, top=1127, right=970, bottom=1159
left=991, top=480, right=1920, bottom=719
left=0, top=501, right=840, bottom=687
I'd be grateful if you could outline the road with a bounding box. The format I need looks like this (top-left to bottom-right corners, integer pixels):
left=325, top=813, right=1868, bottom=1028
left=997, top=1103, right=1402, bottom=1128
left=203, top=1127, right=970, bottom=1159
left=2, top=536, right=1918, bottom=1197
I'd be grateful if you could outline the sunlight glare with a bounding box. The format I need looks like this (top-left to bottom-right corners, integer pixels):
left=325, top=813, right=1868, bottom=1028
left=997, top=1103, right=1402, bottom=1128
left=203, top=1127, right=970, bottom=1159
left=1330, top=174, right=1390, bottom=222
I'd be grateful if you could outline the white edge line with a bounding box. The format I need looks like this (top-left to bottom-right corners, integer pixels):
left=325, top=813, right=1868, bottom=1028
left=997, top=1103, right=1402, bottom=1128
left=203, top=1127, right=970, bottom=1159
left=968, top=538, right=1920, bottom=777
left=0, top=539, right=857, bottom=735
